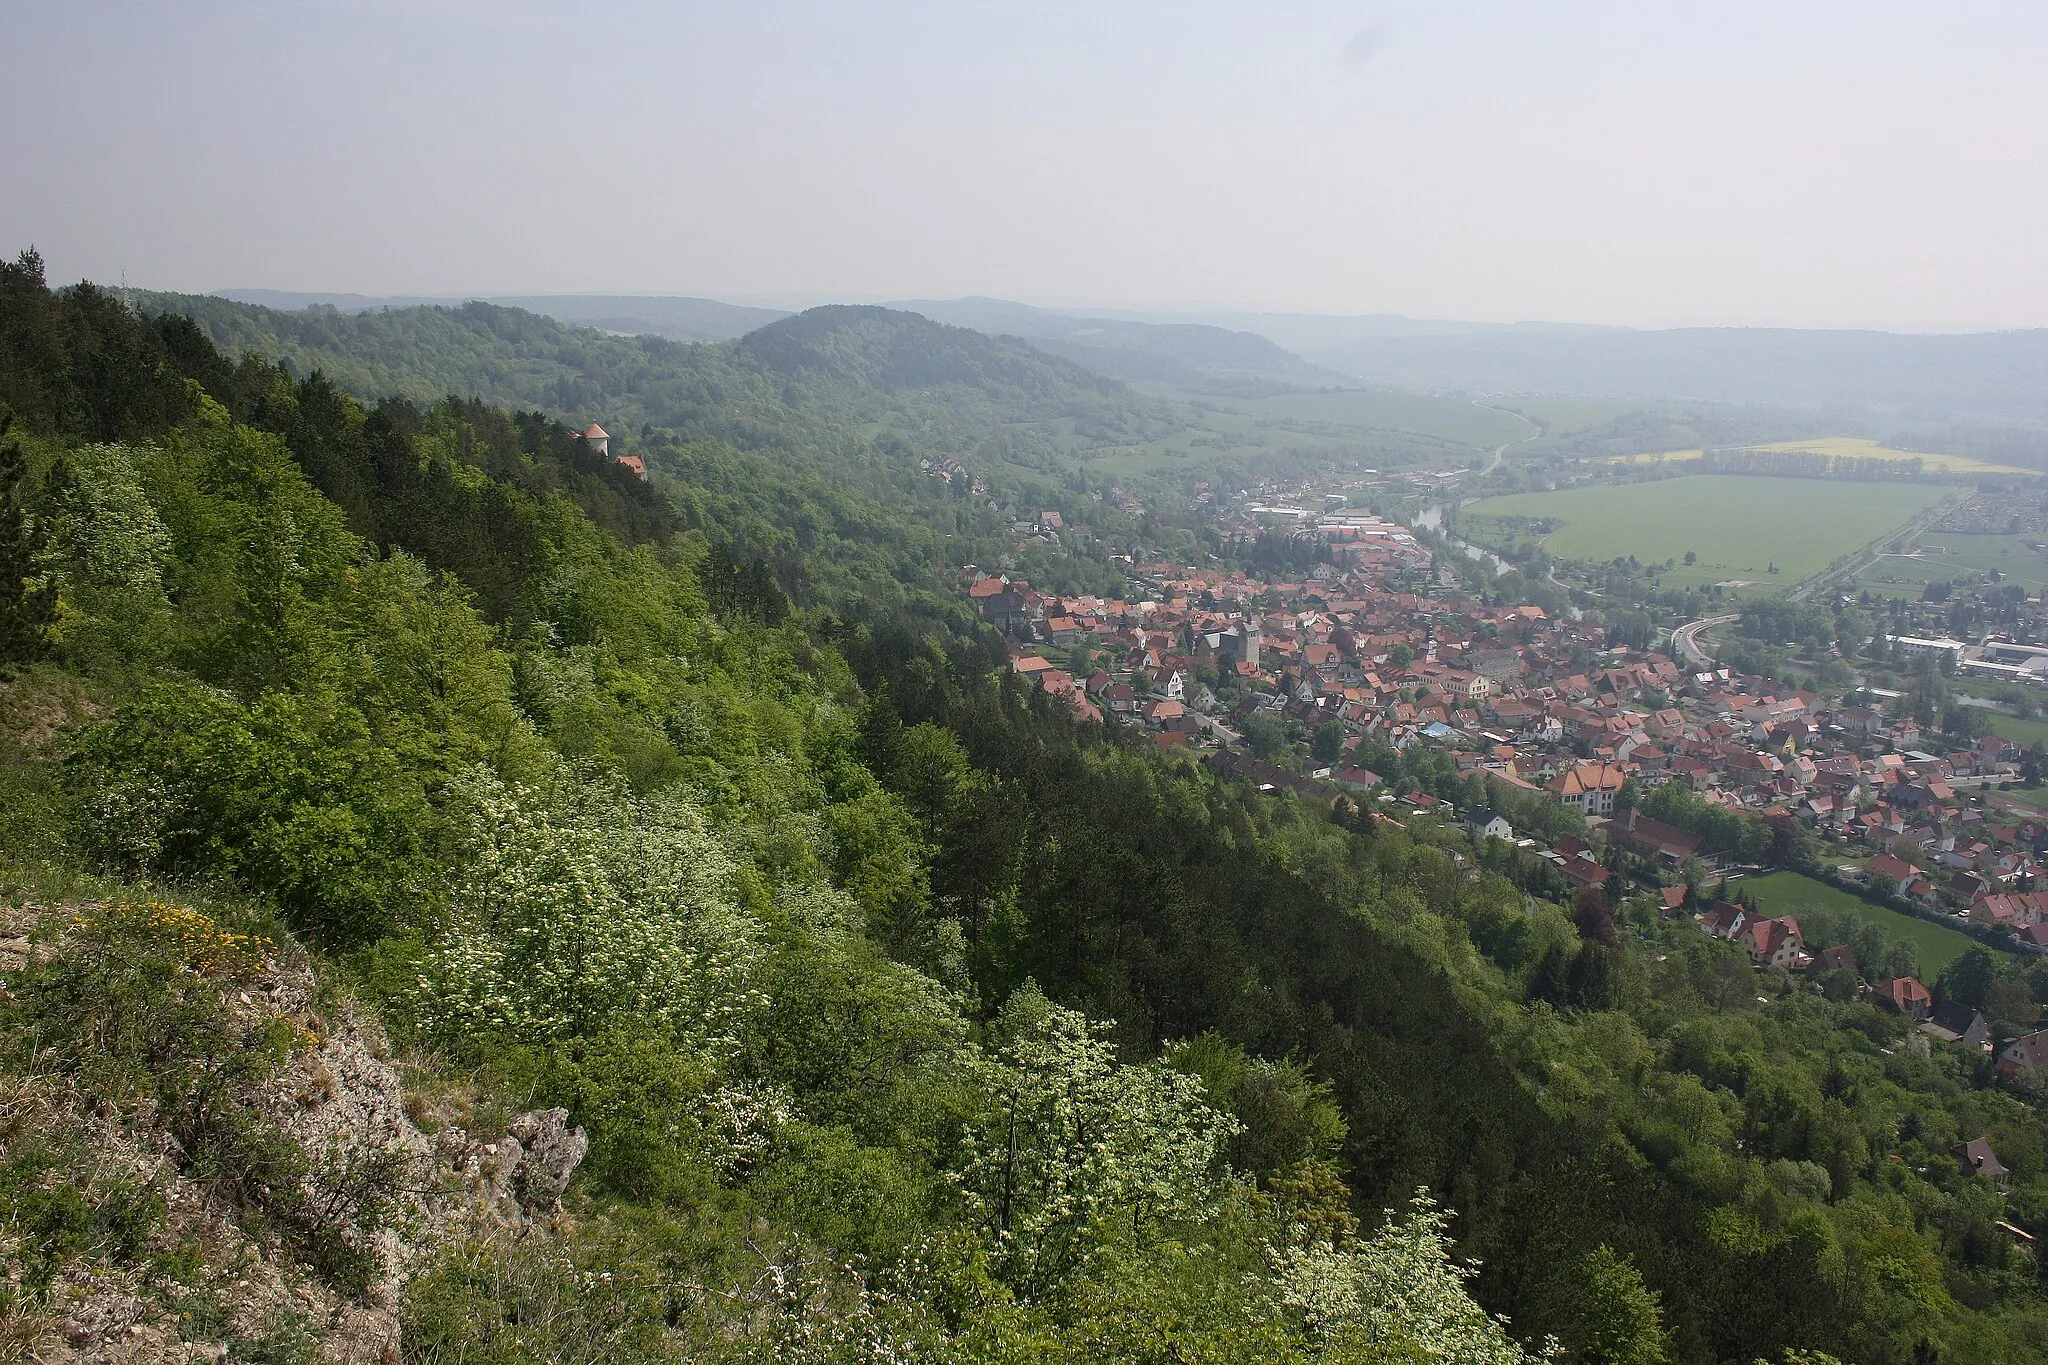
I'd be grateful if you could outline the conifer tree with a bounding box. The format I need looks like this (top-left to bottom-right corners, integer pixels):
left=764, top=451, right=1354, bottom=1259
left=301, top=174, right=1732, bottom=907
left=0, top=417, right=54, bottom=666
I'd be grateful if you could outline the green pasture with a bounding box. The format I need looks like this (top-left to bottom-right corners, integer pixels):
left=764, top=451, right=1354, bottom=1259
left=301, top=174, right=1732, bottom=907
left=1741, top=870, right=1991, bottom=977
left=1853, top=532, right=2048, bottom=596
left=1987, top=711, right=2048, bottom=749
left=1459, top=476, right=1948, bottom=595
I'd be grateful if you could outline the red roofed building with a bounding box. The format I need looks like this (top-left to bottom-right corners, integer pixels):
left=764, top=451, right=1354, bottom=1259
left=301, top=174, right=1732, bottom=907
left=1873, top=976, right=1933, bottom=1022
left=582, top=422, right=610, bottom=457
left=1696, top=901, right=1745, bottom=939
left=1739, top=916, right=1810, bottom=970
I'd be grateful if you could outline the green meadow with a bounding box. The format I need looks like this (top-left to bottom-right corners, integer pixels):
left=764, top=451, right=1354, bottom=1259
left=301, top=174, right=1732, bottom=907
left=1460, top=476, right=1949, bottom=595
left=1854, top=532, right=2048, bottom=595
left=1987, top=711, right=2048, bottom=749
left=1741, top=870, right=1989, bottom=977
left=1230, top=390, right=1535, bottom=448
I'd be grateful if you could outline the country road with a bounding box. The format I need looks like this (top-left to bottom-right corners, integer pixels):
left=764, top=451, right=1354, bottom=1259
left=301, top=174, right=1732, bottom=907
left=1672, top=612, right=1739, bottom=668
left=1471, top=400, right=1540, bottom=476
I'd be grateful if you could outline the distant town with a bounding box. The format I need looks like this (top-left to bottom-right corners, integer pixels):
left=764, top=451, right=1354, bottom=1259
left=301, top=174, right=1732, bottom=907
left=965, top=487, right=2048, bottom=1087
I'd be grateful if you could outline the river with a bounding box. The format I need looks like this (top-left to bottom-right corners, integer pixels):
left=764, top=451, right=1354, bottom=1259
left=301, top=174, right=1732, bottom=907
left=1414, top=499, right=1515, bottom=574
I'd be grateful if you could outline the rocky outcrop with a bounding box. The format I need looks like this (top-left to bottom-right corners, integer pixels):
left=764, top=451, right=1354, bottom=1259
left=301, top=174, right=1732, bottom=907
left=2, top=902, right=588, bottom=1364
left=504, top=1107, right=590, bottom=1213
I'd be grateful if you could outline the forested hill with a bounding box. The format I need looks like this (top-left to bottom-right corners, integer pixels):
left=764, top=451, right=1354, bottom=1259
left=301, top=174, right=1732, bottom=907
left=740, top=303, right=1124, bottom=402
left=884, top=296, right=1341, bottom=387
left=136, top=290, right=1161, bottom=476
left=6, top=250, right=2048, bottom=1362
left=219, top=287, right=790, bottom=342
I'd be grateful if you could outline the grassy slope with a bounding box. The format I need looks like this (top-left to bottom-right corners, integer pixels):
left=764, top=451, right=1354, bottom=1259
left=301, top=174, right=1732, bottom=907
left=1461, top=475, right=1949, bottom=595
left=1742, top=870, right=1989, bottom=976
left=1496, top=397, right=1641, bottom=437
left=1069, top=383, right=1534, bottom=480
left=1989, top=712, right=2048, bottom=749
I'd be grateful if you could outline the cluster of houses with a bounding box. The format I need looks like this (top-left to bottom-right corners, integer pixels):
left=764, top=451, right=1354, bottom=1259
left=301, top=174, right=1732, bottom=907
left=1692, top=897, right=2007, bottom=1040
left=966, top=537, right=2041, bottom=914
left=964, top=515, right=2048, bottom=962
left=917, top=453, right=986, bottom=494
left=954, top=498, right=2048, bottom=1185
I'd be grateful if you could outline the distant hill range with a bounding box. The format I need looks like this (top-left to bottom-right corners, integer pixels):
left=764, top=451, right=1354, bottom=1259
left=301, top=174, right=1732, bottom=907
left=213, top=289, right=2048, bottom=423
left=1095, top=308, right=2048, bottom=424
left=880, top=297, right=1341, bottom=388
left=137, top=295, right=1161, bottom=494
left=216, top=289, right=1340, bottom=390
left=217, top=290, right=788, bottom=344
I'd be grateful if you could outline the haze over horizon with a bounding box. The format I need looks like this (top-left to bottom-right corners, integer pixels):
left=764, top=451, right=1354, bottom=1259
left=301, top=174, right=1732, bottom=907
left=7, top=1, right=2046, bottom=333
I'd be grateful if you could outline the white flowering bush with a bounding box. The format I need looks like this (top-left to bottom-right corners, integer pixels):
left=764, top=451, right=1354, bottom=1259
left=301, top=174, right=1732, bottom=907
left=1274, top=1190, right=1555, bottom=1364
left=412, top=766, right=765, bottom=1052
left=702, top=1078, right=802, bottom=1175
left=955, top=983, right=1240, bottom=1295
left=38, top=442, right=173, bottom=597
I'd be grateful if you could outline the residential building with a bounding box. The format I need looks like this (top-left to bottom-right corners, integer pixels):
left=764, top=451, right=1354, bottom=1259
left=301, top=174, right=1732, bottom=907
left=1873, top=976, right=1933, bottom=1022
left=1551, top=761, right=1628, bottom=816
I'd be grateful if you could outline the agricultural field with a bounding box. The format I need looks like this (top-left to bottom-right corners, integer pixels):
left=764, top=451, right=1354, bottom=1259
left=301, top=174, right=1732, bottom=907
left=1612, top=436, right=2028, bottom=477
left=1851, top=531, right=2048, bottom=594
left=1741, top=870, right=1991, bottom=977
left=1752, top=437, right=2030, bottom=476
left=1458, top=475, right=1950, bottom=595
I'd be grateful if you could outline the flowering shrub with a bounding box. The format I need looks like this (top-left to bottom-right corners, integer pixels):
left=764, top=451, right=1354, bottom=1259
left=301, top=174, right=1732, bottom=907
left=701, top=1078, right=802, bottom=1175
left=954, top=983, right=1240, bottom=1295
left=96, top=900, right=273, bottom=979
left=37, top=443, right=173, bottom=598
left=411, top=767, right=765, bottom=1052
left=1274, top=1190, right=1555, bottom=1364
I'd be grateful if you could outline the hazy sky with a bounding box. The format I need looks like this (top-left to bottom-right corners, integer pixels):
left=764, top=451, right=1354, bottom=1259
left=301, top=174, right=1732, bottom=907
left=6, top=1, right=2046, bottom=330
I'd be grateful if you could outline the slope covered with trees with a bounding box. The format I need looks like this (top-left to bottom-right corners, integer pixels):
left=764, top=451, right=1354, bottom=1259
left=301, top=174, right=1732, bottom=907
left=3, top=248, right=2047, bottom=1361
